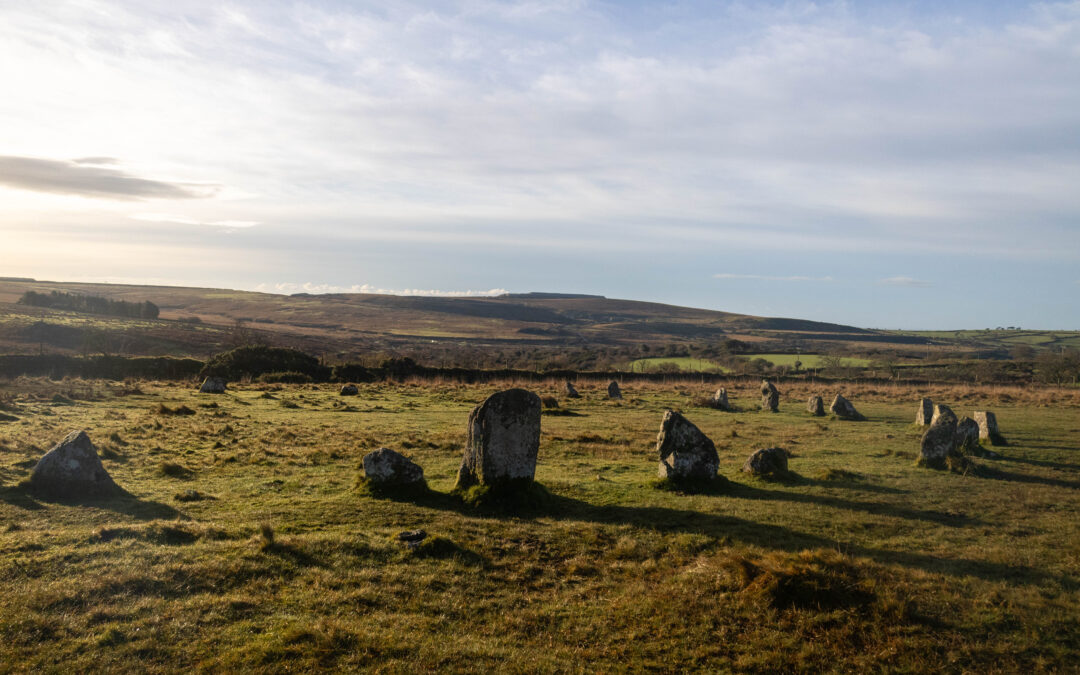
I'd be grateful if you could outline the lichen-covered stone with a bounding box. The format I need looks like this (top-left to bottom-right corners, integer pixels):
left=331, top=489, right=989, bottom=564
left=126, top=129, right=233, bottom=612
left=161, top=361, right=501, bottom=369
left=362, top=448, right=424, bottom=484
left=742, top=447, right=789, bottom=477
left=656, top=411, right=719, bottom=481
left=30, top=431, right=120, bottom=497
left=920, top=414, right=958, bottom=469
left=456, top=389, right=541, bottom=489
left=712, top=388, right=731, bottom=411
left=830, top=394, right=864, bottom=420
left=930, top=404, right=956, bottom=427
left=607, top=381, right=622, bottom=400
left=955, top=417, right=981, bottom=455
left=974, top=411, right=1006, bottom=445
left=760, top=380, right=779, bottom=412
left=807, top=395, right=825, bottom=416
left=915, top=398, right=934, bottom=426
left=199, top=377, right=227, bottom=394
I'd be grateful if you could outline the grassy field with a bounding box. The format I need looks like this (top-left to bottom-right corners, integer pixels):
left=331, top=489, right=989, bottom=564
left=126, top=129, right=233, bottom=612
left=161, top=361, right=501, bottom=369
left=742, top=354, right=874, bottom=368
left=1, top=377, right=1079, bottom=671
left=627, top=357, right=731, bottom=372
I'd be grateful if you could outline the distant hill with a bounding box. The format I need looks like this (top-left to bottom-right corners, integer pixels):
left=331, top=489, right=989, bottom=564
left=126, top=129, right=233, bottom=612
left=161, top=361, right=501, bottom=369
left=0, top=278, right=976, bottom=360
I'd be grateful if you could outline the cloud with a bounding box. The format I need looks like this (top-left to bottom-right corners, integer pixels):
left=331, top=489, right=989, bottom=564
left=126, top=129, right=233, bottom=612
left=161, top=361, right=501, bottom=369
left=132, top=213, right=258, bottom=228
left=0, top=156, right=217, bottom=200
left=714, top=273, right=833, bottom=282
left=878, top=276, right=933, bottom=288
left=252, top=282, right=509, bottom=297
left=72, top=157, right=119, bottom=165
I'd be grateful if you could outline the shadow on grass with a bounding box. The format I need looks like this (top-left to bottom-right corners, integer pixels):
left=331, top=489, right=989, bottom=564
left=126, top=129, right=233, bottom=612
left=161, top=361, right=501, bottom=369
left=998, top=454, right=1080, bottom=473
left=0, top=482, right=180, bottom=519
left=360, top=481, right=1060, bottom=588
left=968, top=465, right=1080, bottom=490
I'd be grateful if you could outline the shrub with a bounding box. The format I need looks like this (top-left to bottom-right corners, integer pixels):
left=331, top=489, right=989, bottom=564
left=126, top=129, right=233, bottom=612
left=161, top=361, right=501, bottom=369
left=256, top=371, right=313, bottom=384
left=200, top=345, right=330, bottom=382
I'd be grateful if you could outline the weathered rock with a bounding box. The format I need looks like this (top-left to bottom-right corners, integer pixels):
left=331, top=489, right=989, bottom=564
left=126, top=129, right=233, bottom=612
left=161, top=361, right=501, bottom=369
left=565, top=381, right=580, bottom=399
left=199, top=376, right=227, bottom=394
left=362, top=447, right=424, bottom=484
left=656, top=411, right=720, bottom=481
left=607, top=381, right=622, bottom=399
left=974, top=411, right=1006, bottom=445
left=456, top=388, right=541, bottom=489
left=930, top=404, right=956, bottom=427
left=760, top=380, right=779, bottom=412
left=712, top=388, right=731, bottom=411
left=30, top=431, right=120, bottom=497
left=742, top=447, right=789, bottom=477
left=340, top=384, right=359, bottom=396
left=807, top=395, right=825, bottom=416
left=919, top=414, right=958, bottom=469
left=955, top=417, right=981, bottom=455
left=915, top=398, right=934, bottom=426
left=830, top=394, right=864, bottom=420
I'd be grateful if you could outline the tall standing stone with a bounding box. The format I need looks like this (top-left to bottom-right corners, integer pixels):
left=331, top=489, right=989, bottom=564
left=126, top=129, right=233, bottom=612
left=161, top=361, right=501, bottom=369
left=830, top=394, right=864, bottom=420
left=760, top=380, right=779, bottom=412
left=456, top=389, right=541, bottom=489
left=974, top=411, right=1006, bottom=445
left=712, top=388, right=731, bottom=411
left=30, top=431, right=120, bottom=497
left=915, top=398, right=934, bottom=426
left=807, top=395, right=825, bottom=416
left=656, top=410, right=720, bottom=481
left=919, top=413, right=958, bottom=469
left=565, top=381, right=580, bottom=399
left=955, top=417, right=981, bottom=455
left=607, top=381, right=622, bottom=400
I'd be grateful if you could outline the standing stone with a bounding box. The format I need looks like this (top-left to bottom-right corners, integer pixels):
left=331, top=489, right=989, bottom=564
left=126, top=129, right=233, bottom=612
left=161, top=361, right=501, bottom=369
left=915, top=398, right=934, bottom=426
left=565, top=381, right=580, bottom=399
left=30, top=431, right=120, bottom=497
left=199, top=376, right=227, bottom=394
left=807, top=395, right=825, bottom=416
left=930, top=404, right=956, bottom=427
left=340, top=384, right=359, bottom=396
left=830, top=394, right=864, bottom=420
left=607, top=381, right=622, bottom=400
left=760, top=380, right=779, bottom=412
left=456, top=389, right=541, bottom=489
left=712, top=388, right=731, bottom=411
left=362, top=448, right=424, bottom=485
left=974, top=411, right=1006, bottom=445
left=955, top=417, right=981, bottom=455
left=919, top=413, right=958, bottom=469
left=742, top=447, right=789, bottom=477
left=656, top=411, right=720, bottom=481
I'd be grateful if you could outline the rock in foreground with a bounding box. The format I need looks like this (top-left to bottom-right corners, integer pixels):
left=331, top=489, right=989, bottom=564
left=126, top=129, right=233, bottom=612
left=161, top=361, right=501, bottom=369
left=656, top=411, right=719, bottom=482
left=362, top=448, right=424, bottom=485
left=742, top=447, right=789, bottom=478
left=30, top=431, right=120, bottom=498
left=456, top=389, right=541, bottom=489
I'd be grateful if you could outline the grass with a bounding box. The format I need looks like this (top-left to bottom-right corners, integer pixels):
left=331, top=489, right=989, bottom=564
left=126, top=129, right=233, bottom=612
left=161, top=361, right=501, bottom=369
left=0, top=376, right=1078, bottom=671
left=627, top=357, right=731, bottom=372
left=741, top=353, right=873, bottom=368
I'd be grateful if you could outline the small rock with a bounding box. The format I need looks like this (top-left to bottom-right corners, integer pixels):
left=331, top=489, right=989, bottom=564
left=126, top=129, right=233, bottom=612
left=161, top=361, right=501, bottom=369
left=807, top=395, right=825, bottom=417
left=30, top=430, right=121, bottom=497
left=199, top=377, right=227, bottom=394
left=830, top=394, right=864, bottom=421
left=743, top=447, right=789, bottom=477
left=656, top=410, right=719, bottom=481
left=340, top=384, right=359, bottom=396
left=362, top=448, right=425, bottom=484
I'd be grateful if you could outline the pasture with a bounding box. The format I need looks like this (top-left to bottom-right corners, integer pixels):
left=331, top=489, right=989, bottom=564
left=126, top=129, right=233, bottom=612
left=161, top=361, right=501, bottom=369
left=1, top=377, right=1078, bottom=672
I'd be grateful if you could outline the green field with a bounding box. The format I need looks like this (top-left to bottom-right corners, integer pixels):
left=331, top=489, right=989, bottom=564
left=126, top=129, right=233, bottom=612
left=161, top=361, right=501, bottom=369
left=1, top=377, right=1078, bottom=671
left=627, top=357, right=730, bottom=372
left=741, top=353, right=873, bottom=368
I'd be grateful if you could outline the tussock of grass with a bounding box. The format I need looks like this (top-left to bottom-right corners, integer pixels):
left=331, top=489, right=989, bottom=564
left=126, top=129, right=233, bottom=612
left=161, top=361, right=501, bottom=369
left=156, top=403, right=195, bottom=416
left=453, top=478, right=553, bottom=512
left=722, top=549, right=877, bottom=611
left=158, top=462, right=194, bottom=479
left=817, top=468, right=862, bottom=481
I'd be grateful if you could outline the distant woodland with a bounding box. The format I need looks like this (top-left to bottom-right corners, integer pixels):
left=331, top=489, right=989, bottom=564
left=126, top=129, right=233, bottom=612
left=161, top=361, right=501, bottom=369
left=17, top=291, right=160, bottom=319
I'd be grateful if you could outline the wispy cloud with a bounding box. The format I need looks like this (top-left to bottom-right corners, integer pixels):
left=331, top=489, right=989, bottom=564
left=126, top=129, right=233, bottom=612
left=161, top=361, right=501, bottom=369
left=879, top=276, right=933, bottom=288
left=252, top=282, right=509, bottom=297
left=132, top=213, right=258, bottom=228
left=0, top=156, right=217, bottom=200
left=714, top=273, right=833, bottom=282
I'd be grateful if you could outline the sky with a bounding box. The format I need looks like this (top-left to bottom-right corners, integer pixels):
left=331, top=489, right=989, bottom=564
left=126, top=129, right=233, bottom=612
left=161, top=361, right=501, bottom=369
left=1, top=0, right=1078, bottom=330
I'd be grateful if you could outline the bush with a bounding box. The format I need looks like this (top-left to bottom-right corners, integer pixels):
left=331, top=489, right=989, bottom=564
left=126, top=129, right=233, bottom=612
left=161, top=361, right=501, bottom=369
left=200, top=346, right=330, bottom=382
left=256, top=371, right=313, bottom=384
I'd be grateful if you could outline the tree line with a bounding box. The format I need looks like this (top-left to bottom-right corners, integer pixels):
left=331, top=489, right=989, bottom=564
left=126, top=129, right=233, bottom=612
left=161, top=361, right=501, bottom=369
left=17, top=291, right=160, bottom=319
